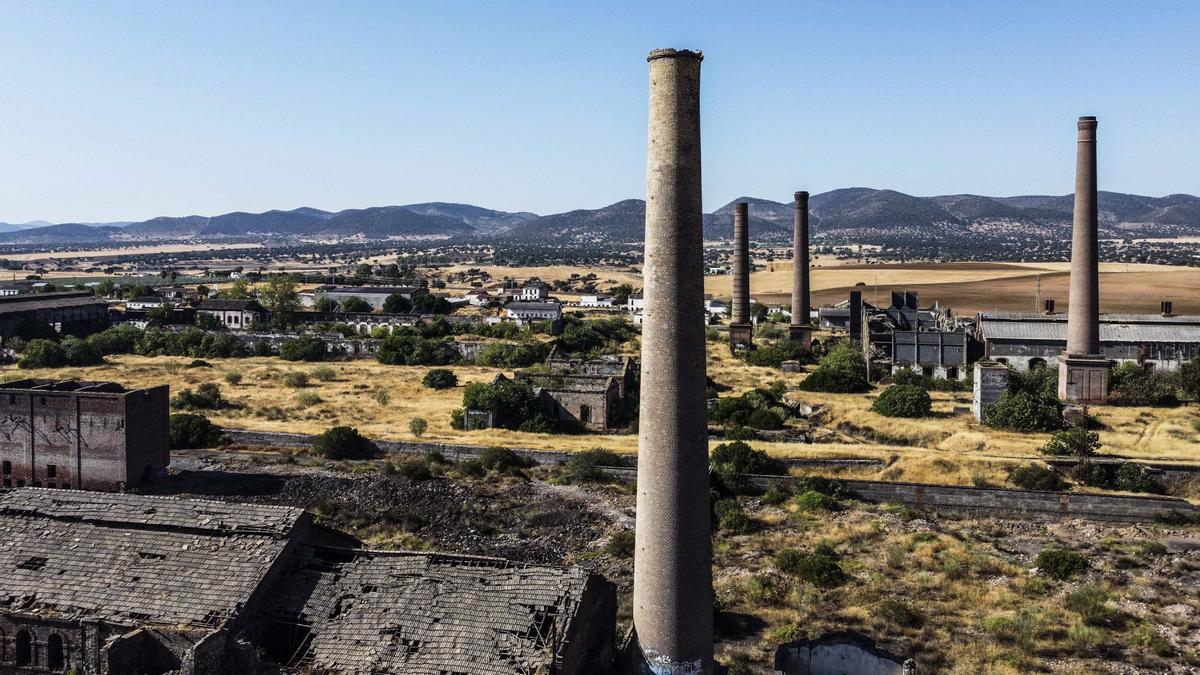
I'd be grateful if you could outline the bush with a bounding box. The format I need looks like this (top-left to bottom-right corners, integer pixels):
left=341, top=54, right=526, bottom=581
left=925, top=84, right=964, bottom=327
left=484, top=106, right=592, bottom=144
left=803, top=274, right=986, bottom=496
left=18, top=339, right=69, bottom=368
left=1041, top=425, right=1100, bottom=459
left=477, top=446, right=535, bottom=476
left=409, top=417, right=428, bottom=438
left=1181, top=355, right=1200, bottom=401
left=377, top=333, right=459, bottom=366
left=984, top=391, right=1063, bottom=432
left=1114, top=462, right=1164, bottom=493
left=604, top=529, right=636, bottom=558
left=1008, top=464, right=1070, bottom=491
left=744, top=341, right=816, bottom=369
left=872, top=384, right=933, bottom=418
left=713, top=498, right=756, bottom=534
left=563, top=449, right=630, bottom=483
left=1035, top=548, right=1088, bottom=580
left=775, top=542, right=848, bottom=588
left=396, top=459, right=434, bottom=481
left=876, top=598, right=923, bottom=628
left=283, top=372, right=310, bottom=388
left=461, top=379, right=551, bottom=431
left=173, top=383, right=225, bottom=410
left=313, top=426, right=378, bottom=460
left=295, top=391, right=322, bottom=407
left=422, top=368, right=459, bottom=390
left=373, top=388, right=390, bottom=406
left=710, top=389, right=791, bottom=429
left=280, top=336, right=327, bottom=362
left=224, top=372, right=243, bottom=385
left=168, top=413, right=226, bottom=449
left=710, top=441, right=785, bottom=495
left=793, top=490, right=840, bottom=512
left=311, top=366, right=337, bottom=382
left=475, top=341, right=550, bottom=368
left=185, top=359, right=212, bottom=369
left=1065, top=586, right=1114, bottom=626
left=798, top=343, right=871, bottom=393
left=1110, top=362, right=1179, bottom=406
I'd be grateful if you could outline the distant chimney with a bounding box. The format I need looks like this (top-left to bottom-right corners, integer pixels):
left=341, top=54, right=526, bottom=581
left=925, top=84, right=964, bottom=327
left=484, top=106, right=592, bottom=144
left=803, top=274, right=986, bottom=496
left=1161, top=300, right=1173, bottom=317
left=790, top=191, right=811, bottom=334
left=729, top=202, right=753, bottom=348
left=1044, top=298, right=1056, bottom=314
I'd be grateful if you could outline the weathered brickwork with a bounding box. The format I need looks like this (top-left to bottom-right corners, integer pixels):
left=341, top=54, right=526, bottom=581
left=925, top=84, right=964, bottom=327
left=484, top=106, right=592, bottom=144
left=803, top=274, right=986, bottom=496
left=0, top=380, right=168, bottom=491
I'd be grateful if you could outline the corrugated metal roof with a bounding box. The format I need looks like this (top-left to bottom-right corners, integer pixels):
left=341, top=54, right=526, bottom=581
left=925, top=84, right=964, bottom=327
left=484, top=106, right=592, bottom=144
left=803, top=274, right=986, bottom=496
left=981, top=320, right=1200, bottom=342
left=981, top=311, right=1200, bottom=325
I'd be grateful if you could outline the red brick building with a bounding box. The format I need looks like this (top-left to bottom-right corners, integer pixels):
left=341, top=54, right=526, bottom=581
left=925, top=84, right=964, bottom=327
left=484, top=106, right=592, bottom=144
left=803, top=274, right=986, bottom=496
left=0, top=379, right=169, bottom=491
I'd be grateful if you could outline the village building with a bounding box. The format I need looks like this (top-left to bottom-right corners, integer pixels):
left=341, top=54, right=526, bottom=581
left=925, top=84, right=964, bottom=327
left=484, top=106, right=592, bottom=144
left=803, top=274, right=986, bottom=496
left=195, top=299, right=268, bottom=330
left=124, top=296, right=164, bottom=311
left=504, top=300, right=563, bottom=324
left=0, top=489, right=615, bottom=674
left=578, top=294, right=616, bottom=308
left=515, top=356, right=636, bottom=431
left=518, top=279, right=551, bottom=301
left=0, top=379, right=169, bottom=491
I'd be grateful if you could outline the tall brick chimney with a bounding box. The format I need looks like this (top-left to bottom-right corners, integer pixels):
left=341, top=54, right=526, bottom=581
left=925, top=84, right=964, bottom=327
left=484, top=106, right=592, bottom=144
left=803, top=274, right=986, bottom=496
left=729, top=202, right=753, bottom=349
left=1058, top=116, right=1110, bottom=403
left=632, top=48, right=714, bottom=675
left=789, top=191, right=812, bottom=346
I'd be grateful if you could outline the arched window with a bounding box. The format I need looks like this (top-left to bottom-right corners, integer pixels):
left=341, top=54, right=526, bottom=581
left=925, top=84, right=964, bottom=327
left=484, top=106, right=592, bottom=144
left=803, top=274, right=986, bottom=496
left=48, top=633, right=65, bottom=671
left=1029, top=357, right=1047, bottom=370
left=16, top=629, right=31, bottom=666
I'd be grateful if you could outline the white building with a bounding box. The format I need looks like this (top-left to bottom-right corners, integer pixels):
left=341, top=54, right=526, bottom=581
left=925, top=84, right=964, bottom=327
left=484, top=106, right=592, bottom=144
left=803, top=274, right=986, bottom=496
left=126, top=296, right=165, bottom=311
left=626, top=296, right=645, bottom=313
left=579, top=295, right=615, bottom=308
left=196, top=299, right=268, bottom=330
left=505, top=301, right=563, bottom=323
left=519, top=280, right=551, bottom=302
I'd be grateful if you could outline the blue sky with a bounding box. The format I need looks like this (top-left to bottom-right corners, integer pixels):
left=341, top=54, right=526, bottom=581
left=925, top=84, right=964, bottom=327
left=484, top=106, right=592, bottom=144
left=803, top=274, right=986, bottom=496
left=1, top=1, right=1197, bottom=223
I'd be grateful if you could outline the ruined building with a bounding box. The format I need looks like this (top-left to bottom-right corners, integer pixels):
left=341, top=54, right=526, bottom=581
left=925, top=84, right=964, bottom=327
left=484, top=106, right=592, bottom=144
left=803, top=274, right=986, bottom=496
left=0, top=488, right=615, bottom=674
left=729, top=201, right=754, bottom=349
left=0, top=291, right=109, bottom=342
left=0, top=380, right=168, bottom=491
left=515, top=355, right=637, bottom=431
left=633, top=48, right=714, bottom=673
left=790, top=191, right=812, bottom=346
left=1058, top=115, right=1111, bottom=403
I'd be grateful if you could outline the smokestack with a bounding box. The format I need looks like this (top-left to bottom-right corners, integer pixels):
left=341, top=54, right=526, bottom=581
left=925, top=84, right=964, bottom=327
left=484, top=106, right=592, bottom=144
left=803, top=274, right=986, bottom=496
left=633, top=48, right=714, bottom=674
left=729, top=201, right=753, bottom=348
left=1161, top=300, right=1173, bottom=317
left=849, top=290, right=863, bottom=343
left=790, top=191, right=811, bottom=345
left=1044, top=298, right=1056, bottom=315
left=1058, top=116, right=1111, bottom=403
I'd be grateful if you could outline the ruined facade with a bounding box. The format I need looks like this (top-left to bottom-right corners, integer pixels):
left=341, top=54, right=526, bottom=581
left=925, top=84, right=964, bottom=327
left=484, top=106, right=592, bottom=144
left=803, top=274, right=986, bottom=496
left=0, top=380, right=168, bottom=491
left=195, top=299, right=267, bottom=330
left=516, top=356, right=636, bottom=431
left=831, top=291, right=976, bottom=380
left=0, top=489, right=615, bottom=674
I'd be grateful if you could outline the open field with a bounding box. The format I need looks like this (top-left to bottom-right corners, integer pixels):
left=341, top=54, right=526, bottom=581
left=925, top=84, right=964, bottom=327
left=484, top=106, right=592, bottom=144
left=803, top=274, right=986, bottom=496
left=9, top=343, right=1199, bottom=495
left=706, top=261, right=1200, bottom=315
left=1, top=242, right=264, bottom=262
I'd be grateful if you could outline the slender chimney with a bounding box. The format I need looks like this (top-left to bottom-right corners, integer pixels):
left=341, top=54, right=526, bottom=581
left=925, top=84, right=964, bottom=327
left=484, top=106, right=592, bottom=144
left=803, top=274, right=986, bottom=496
left=633, top=48, right=714, bottom=674
left=1065, top=116, right=1100, bottom=357
left=1059, top=116, right=1110, bottom=403
left=729, top=202, right=753, bottom=348
left=790, top=191, right=812, bottom=345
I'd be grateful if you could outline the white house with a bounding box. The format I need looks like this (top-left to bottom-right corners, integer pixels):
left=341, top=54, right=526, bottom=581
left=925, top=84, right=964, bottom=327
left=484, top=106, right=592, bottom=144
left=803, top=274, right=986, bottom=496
left=626, top=295, right=645, bottom=313
left=126, top=296, right=165, bottom=311
left=505, top=301, right=563, bottom=323
left=519, top=280, right=550, bottom=302
left=579, top=295, right=615, bottom=308
left=196, top=299, right=268, bottom=330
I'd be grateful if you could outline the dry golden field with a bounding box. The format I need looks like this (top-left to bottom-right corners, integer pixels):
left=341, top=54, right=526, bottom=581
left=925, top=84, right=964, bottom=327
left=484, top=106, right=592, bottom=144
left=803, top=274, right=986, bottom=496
left=9, top=341, right=1199, bottom=494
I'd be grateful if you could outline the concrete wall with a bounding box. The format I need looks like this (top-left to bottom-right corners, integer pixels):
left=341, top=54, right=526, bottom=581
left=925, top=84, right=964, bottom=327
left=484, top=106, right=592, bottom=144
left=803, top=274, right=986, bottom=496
left=973, top=362, right=1010, bottom=421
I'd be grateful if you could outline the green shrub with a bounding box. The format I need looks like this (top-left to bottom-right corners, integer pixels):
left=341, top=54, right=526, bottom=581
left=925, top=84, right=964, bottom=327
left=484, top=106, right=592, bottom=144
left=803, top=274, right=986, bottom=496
left=478, top=446, right=535, bottom=476
left=374, top=388, right=390, bottom=406
left=1036, top=548, right=1088, bottom=580
left=1129, top=624, right=1174, bottom=657
left=725, top=426, right=757, bottom=441
left=475, top=341, right=550, bottom=368
left=1008, top=464, right=1070, bottom=491
left=461, top=379, right=551, bottom=431
left=185, top=359, right=212, bottom=369
left=1065, top=585, right=1113, bottom=626
left=798, top=343, right=871, bottom=393
left=744, top=341, right=816, bottom=369
left=295, top=391, right=322, bottom=407
left=710, top=389, right=791, bottom=429
left=422, top=368, right=459, bottom=390
left=1041, top=425, right=1100, bottom=459
left=1110, top=362, right=1179, bottom=406
left=984, top=391, right=1063, bottom=432
left=283, top=372, right=310, bottom=388
left=224, top=372, right=243, bottom=385
left=792, top=490, right=840, bottom=512
left=18, top=339, right=68, bottom=368
left=713, top=498, right=756, bottom=534
left=563, top=448, right=630, bottom=483
left=774, top=542, right=847, bottom=588
left=604, top=529, right=636, bottom=558
left=168, top=413, right=226, bottom=449
left=872, top=384, right=933, bottom=418
left=760, top=484, right=792, bottom=506
left=710, top=441, right=785, bottom=495
left=377, top=332, right=459, bottom=366
left=876, top=598, right=923, bottom=628
left=396, top=458, right=435, bottom=481
left=1114, top=462, right=1165, bottom=494
left=313, top=426, right=378, bottom=460
left=279, top=336, right=327, bottom=362
left=408, top=417, right=428, bottom=438
left=173, top=383, right=225, bottom=410
left=311, top=366, right=337, bottom=382
left=1067, top=620, right=1106, bottom=654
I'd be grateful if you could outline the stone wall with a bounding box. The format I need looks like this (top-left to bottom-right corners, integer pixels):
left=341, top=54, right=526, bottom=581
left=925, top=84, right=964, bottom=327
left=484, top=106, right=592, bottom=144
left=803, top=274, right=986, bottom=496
left=973, top=361, right=1010, bottom=421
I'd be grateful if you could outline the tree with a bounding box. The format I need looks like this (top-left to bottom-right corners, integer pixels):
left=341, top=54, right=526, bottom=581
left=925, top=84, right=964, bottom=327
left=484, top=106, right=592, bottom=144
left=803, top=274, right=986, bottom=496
left=313, top=296, right=339, bottom=313
left=340, top=297, right=373, bottom=313
left=280, top=336, right=327, bottom=362
left=354, top=263, right=374, bottom=278
left=260, top=275, right=300, bottom=326
left=1180, top=355, right=1200, bottom=401
left=18, top=339, right=68, bottom=368
left=422, top=368, right=459, bottom=389
left=1109, top=362, right=1179, bottom=406
left=412, top=293, right=452, bottom=315
left=195, top=284, right=211, bottom=299
left=985, top=391, right=1063, bottom=432
left=196, top=312, right=225, bottom=331
left=799, top=343, right=871, bottom=393
left=872, top=384, right=933, bottom=418
left=1041, top=425, right=1100, bottom=462
left=610, top=284, right=634, bottom=305
left=382, top=293, right=412, bottom=314
left=409, top=417, right=428, bottom=438
left=220, top=279, right=253, bottom=299
left=62, top=337, right=104, bottom=366
left=95, top=279, right=116, bottom=297
left=313, top=426, right=378, bottom=460
left=461, top=379, right=548, bottom=431
left=169, top=413, right=226, bottom=449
